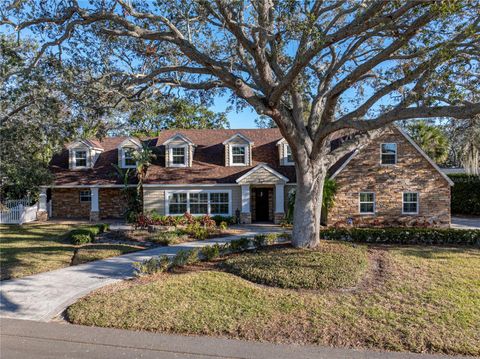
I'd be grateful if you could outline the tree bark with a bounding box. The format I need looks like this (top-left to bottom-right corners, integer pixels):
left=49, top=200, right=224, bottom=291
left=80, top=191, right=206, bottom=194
left=292, top=162, right=327, bottom=248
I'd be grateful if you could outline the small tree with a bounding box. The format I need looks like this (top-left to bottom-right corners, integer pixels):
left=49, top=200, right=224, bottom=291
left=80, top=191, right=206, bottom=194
left=134, top=143, right=156, bottom=211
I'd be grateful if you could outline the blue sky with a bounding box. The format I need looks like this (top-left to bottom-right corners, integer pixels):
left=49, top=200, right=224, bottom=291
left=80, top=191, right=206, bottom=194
left=211, top=95, right=259, bottom=129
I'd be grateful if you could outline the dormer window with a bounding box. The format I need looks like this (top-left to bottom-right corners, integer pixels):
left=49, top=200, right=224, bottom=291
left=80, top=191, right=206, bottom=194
left=231, top=145, right=247, bottom=165
left=122, top=147, right=136, bottom=168
left=171, top=146, right=187, bottom=166
left=381, top=143, right=397, bottom=165
left=223, top=133, right=253, bottom=167
left=276, top=139, right=294, bottom=166
left=74, top=150, right=87, bottom=168
left=286, top=145, right=294, bottom=164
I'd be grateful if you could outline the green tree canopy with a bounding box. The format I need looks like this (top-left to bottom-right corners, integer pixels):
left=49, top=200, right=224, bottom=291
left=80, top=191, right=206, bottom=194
left=405, top=121, right=449, bottom=165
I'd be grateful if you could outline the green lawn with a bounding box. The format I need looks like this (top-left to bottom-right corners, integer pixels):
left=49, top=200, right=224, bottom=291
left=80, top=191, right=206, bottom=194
left=0, top=223, right=144, bottom=280
left=67, top=242, right=480, bottom=356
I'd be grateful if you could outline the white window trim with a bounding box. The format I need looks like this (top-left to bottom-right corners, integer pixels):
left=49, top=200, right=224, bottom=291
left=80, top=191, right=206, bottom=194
left=121, top=147, right=137, bottom=168
left=165, top=189, right=232, bottom=216
left=169, top=145, right=188, bottom=167
left=229, top=144, right=248, bottom=166
left=402, top=192, right=419, bottom=215
left=284, top=144, right=294, bottom=165
left=73, top=149, right=89, bottom=169
left=380, top=143, right=397, bottom=165
left=359, top=192, right=376, bottom=214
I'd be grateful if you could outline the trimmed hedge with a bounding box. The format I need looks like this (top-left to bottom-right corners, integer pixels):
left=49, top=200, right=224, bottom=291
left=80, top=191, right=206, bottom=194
left=68, top=224, right=109, bottom=244
left=449, top=174, right=480, bottom=215
left=321, top=227, right=480, bottom=247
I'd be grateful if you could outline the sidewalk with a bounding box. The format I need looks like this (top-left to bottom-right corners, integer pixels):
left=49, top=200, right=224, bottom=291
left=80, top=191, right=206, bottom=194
left=0, top=231, right=266, bottom=322
left=1, top=318, right=471, bottom=359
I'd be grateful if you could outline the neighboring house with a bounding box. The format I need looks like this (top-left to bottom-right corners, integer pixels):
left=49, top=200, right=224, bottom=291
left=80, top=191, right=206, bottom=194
left=39, top=126, right=453, bottom=227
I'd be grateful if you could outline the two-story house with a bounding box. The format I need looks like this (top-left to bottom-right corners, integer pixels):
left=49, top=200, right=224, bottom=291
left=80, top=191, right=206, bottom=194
left=39, top=125, right=453, bottom=227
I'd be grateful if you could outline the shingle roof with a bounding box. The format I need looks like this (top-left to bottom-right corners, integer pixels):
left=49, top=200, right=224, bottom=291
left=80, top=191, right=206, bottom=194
left=49, top=129, right=354, bottom=186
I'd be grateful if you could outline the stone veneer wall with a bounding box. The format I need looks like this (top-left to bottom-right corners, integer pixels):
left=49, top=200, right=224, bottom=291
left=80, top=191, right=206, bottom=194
left=99, top=188, right=127, bottom=219
left=51, top=188, right=90, bottom=218
left=327, top=127, right=451, bottom=228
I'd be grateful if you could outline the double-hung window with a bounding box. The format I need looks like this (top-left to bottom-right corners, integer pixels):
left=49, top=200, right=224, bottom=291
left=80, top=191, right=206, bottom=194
left=123, top=147, right=136, bottom=167
left=402, top=192, right=419, bottom=214
left=75, top=150, right=87, bottom=168
left=381, top=143, right=397, bottom=165
left=168, top=193, right=188, bottom=214
left=285, top=145, right=294, bottom=164
left=79, top=190, right=91, bottom=202
left=167, top=191, right=230, bottom=216
left=171, top=146, right=186, bottom=166
left=359, top=192, right=375, bottom=214
left=231, top=146, right=246, bottom=165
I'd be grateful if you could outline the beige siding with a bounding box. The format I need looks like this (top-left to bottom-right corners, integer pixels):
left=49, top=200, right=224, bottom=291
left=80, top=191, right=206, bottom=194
left=238, top=167, right=285, bottom=184
left=144, top=185, right=242, bottom=216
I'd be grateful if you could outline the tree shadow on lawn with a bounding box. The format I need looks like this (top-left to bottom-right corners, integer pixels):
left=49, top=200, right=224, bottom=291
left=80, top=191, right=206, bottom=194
left=388, top=245, right=480, bottom=259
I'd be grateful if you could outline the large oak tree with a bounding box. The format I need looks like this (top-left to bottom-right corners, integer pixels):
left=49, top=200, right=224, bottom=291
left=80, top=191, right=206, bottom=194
left=3, top=0, right=479, bottom=247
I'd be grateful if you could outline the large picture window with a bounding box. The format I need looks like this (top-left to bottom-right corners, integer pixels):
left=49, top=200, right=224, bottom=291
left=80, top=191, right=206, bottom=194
left=381, top=143, right=397, bottom=165
left=166, top=191, right=231, bottom=216
left=75, top=150, right=87, bottom=167
left=359, top=192, right=375, bottom=214
left=402, top=192, right=419, bottom=214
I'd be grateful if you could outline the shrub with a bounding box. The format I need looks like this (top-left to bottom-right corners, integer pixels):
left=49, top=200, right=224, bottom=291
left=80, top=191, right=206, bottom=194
left=71, top=234, right=92, bottom=245
left=219, top=221, right=228, bottom=231
left=253, top=233, right=279, bottom=248
left=200, top=244, right=221, bottom=261
left=68, top=224, right=105, bottom=242
left=133, top=255, right=170, bottom=276
left=320, top=227, right=480, bottom=246
left=99, top=223, right=110, bottom=233
left=171, top=249, right=200, bottom=268
left=449, top=174, right=480, bottom=215
left=211, top=215, right=236, bottom=225
left=229, top=237, right=251, bottom=252
left=151, top=231, right=183, bottom=246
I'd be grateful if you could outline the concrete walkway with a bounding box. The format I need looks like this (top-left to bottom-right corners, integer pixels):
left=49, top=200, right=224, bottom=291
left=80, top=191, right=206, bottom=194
left=0, top=230, right=269, bottom=322
left=451, top=216, right=480, bottom=230
left=1, top=318, right=472, bottom=359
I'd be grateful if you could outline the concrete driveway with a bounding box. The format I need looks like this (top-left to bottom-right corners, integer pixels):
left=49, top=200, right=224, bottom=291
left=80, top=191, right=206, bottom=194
left=0, top=231, right=267, bottom=322
left=451, top=216, right=480, bottom=230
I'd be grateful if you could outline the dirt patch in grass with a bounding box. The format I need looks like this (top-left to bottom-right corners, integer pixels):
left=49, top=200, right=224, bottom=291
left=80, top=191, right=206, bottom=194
left=220, top=242, right=368, bottom=290
left=67, top=244, right=480, bottom=356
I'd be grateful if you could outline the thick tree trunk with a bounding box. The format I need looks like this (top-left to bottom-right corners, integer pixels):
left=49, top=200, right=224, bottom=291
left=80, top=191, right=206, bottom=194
left=291, top=163, right=327, bottom=248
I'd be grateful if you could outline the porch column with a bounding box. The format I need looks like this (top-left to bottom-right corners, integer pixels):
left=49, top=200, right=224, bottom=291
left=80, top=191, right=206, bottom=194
left=37, top=187, right=48, bottom=221
left=274, top=183, right=285, bottom=224
left=240, top=185, right=251, bottom=224
left=90, top=187, right=100, bottom=221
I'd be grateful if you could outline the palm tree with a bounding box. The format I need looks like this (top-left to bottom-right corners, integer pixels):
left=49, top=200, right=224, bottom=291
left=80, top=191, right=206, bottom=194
left=406, top=121, right=449, bottom=165
left=134, top=143, right=156, bottom=211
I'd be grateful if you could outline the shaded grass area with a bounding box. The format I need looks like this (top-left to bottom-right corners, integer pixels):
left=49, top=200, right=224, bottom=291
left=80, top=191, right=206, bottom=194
left=0, top=223, right=143, bottom=280
left=222, top=244, right=368, bottom=290
left=67, top=243, right=480, bottom=356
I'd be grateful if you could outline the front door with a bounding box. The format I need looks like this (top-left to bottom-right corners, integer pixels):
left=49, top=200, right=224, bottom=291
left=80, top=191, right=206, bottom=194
left=254, top=188, right=271, bottom=222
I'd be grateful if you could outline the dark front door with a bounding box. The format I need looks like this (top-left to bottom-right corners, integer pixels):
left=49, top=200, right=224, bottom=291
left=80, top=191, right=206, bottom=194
left=254, top=188, right=271, bottom=222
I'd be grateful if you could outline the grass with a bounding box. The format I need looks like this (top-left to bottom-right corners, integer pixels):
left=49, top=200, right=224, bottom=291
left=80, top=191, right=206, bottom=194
left=0, top=223, right=144, bottom=280
left=222, top=244, right=368, bottom=290
left=67, top=242, right=480, bottom=356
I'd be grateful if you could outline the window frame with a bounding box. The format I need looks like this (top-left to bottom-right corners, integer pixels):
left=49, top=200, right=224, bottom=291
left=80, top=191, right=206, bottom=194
left=358, top=192, right=375, bottom=214
left=79, top=190, right=91, bottom=203
left=402, top=192, right=419, bottom=215
left=121, top=147, right=137, bottom=168
left=229, top=144, right=248, bottom=166
left=74, top=149, right=88, bottom=168
left=380, top=143, right=397, bottom=165
left=169, top=145, right=188, bottom=167
left=284, top=144, right=294, bottom=165
left=165, top=190, right=232, bottom=216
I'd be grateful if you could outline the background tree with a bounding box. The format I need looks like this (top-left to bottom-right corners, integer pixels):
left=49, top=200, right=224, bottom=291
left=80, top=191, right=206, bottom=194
left=404, top=121, right=449, bottom=165
left=447, top=116, right=480, bottom=174
left=4, top=1, right=480, bottom=247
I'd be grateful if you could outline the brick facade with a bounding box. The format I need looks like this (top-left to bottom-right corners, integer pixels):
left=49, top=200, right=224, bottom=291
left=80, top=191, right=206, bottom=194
left=99, top=188, right=127, bottom=219
left=51, top=188, right=91, bottom=218
left=327, top=127, right=451, bottom=228
left=51, top=188, right=126, bottom=219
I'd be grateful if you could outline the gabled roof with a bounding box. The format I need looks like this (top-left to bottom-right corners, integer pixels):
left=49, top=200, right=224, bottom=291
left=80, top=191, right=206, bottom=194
left=162, top=133, right=195, bottom=146
left=222, top=133, right=254, bottom=145
left=66, top=139, right=103, bottom=151
left=117, top=137, right=142, bottom=149
left=236, top=163, right=289, bottom=183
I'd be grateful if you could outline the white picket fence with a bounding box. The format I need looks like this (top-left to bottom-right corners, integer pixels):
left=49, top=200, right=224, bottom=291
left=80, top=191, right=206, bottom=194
left=0, top=199, right=38, bottom=224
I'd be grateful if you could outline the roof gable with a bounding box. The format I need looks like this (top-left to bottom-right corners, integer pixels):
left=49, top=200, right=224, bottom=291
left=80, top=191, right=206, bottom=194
left=222, top=133, right=254, bottom=145
left=236, top=164, right=289, bottom=184
left=66, top=139, right=103, bottom=151
left=117, top=137, right=141, bottom=149
left=162, top=133, right=195, bottom=146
